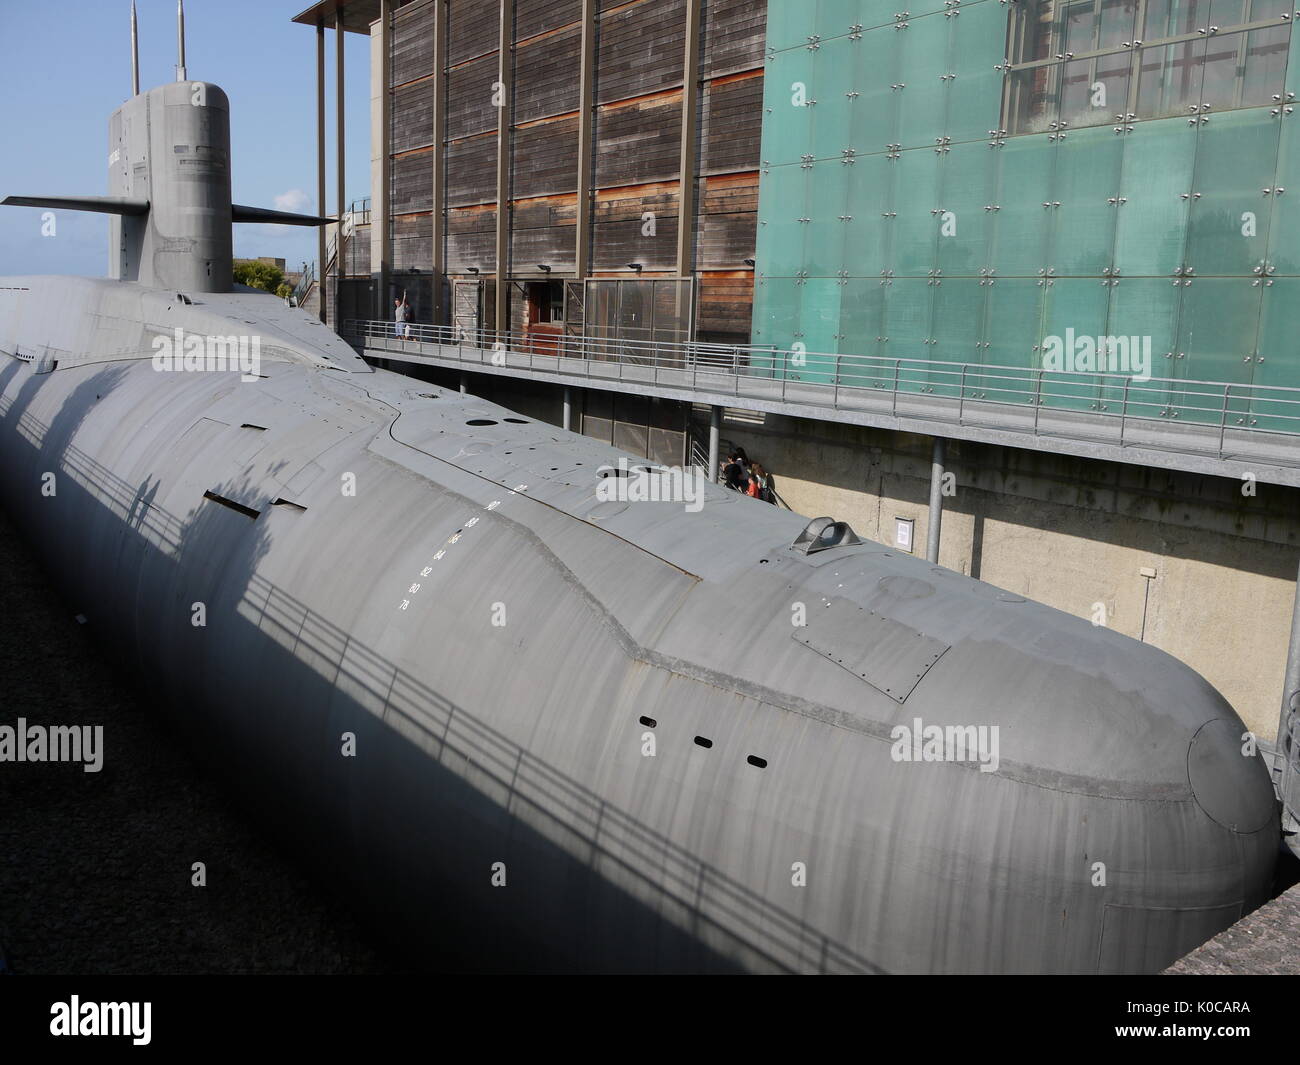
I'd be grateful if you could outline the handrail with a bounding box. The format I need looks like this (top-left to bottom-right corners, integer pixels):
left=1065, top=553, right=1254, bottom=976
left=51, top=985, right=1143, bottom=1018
left=340, top=318, right=1300, bottom=461
left=290, top=262, right=315, bottom=306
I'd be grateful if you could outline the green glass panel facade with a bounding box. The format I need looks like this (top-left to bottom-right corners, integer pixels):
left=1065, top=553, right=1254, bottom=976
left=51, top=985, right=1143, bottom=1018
left=762, top=47, right=815, bottom=167
left=755, top=163, right=809, bottom=278
left=946, top=0, right=1009, bottom=146
left=1040, top=278, right=1113, bottom=411
left=809, top=34, right=857, bottom=163
left=1105, top=278, right=1181, bottom=414
left=890, top=147, right=942, bottom=276
left=795, top=277, right=843, bottom=383
left=803, top=159, right=849, bottom=278
left=991, top=134, right=1053, bottom=277
left=936, top=140, right=996, bottom=276
left=750, top=0, right=1299, bottom=416
left=766, top=5, right=816, bottom=54
left=1174, top=279, right=1262, bottom=384
left=931, top=278, right=988, bottom=395
left=1266, top=109, right=1300, bottom=274
left=1112, top=117, right=1196, bottom=277
left=1186, top=108, right=1280, bottom=277
left=838, top=277, right=886, bottom=383
left=894, top=12, right=952, bottom=150
left=842, top=153, right=894, bottom=277
left=1253, top=279, right=1300, bottom=430
left=847, top=26, right=898, bottom=154
left=1048, top=127, right=1122, bottom=276
left=980, top=279, right=1043, bottom=404
left=882, top=278, right=934, bottom=392
left=983, top=280, right=1042, bottom=365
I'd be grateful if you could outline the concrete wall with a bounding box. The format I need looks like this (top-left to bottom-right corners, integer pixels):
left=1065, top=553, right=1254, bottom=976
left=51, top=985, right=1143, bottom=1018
left=708, top=410, right=1300, bottom=743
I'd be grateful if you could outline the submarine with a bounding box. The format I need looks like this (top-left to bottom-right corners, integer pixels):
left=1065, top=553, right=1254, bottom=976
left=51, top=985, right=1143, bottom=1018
left=0, top=3, right=1280, bottom=973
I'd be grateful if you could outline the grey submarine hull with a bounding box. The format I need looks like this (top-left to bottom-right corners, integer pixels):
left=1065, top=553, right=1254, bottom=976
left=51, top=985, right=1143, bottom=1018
left=0, top=275, right=1278, bottom=972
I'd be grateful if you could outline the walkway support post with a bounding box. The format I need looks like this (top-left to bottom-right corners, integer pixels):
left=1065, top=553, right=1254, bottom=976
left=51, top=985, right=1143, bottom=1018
left=708, top=405, right=721, bottom=484
left=1277, top=556, right=1300, bottom=839
left=927, top=436, right=945, bottom=564
left=562, top=387, right=572, bottom=432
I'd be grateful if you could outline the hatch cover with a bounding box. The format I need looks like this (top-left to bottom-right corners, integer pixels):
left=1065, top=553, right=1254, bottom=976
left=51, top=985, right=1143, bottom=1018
left=793, top=597, right=949, bottom=704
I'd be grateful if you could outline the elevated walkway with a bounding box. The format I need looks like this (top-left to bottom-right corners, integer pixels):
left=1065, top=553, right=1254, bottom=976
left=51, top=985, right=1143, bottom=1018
left=344, top=320, right=1300, bottom=488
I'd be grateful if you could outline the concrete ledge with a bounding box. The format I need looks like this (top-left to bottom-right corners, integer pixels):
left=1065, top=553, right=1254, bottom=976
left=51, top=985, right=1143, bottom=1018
left=1166, top=881, right=1300, bottom=975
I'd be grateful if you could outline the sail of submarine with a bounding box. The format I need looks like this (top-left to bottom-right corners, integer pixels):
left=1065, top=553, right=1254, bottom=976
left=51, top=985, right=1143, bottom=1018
left=0, top=1, right=1280, bottom=973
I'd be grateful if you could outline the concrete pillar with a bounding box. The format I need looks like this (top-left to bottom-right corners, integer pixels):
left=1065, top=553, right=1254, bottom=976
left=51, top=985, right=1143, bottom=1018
left=460, top=374, right=468, bottom=394
left=708, top=405, right=721, bottom=484
left=926, top=436, right=945, bottom=564
left=562, top=386, right=572, bottom=432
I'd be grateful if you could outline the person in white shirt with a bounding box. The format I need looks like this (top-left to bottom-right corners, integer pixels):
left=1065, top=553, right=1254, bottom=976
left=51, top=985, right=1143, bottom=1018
left=394, top=293, right=409, bottom=338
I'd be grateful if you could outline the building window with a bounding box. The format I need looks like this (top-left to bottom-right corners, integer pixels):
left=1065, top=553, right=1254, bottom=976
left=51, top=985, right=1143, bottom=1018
left=1005, top=0, right=1291, bottom=135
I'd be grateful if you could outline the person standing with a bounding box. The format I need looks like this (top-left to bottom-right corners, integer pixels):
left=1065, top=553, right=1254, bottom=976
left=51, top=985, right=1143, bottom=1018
left=394, top=292, right=410, bottom=339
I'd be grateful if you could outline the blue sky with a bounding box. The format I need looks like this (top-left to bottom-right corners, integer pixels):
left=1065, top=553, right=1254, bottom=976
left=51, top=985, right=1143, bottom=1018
left=0, top=0, right=372, bottom=278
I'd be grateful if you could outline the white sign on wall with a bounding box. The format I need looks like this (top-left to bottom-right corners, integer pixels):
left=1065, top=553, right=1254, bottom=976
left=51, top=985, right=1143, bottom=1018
left=895, top=517, right=914, bottom=554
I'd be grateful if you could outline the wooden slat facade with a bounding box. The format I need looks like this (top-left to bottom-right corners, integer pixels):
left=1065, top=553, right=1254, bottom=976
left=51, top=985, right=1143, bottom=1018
left=381, top=0, right=765, bottom=343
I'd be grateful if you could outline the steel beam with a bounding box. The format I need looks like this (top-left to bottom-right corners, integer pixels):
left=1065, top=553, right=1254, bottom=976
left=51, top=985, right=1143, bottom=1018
left=336, top=8, right=346, bottom=315
left=316, top=17, right=327, bottom=323
left=373, top=0, right=393, bottom=320
left=574, top=0, right=597, bottom=282
left=430, top=0, right=447, bottom=324
left=926, top=437, right=945, bottom=564
left=675, top=0, right=703, bottom=279
left=493, top=0, right=515, bottom=336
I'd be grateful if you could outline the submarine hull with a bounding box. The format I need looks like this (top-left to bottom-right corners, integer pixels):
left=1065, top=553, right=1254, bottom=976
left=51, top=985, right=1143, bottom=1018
left=0, top=276, right=1279, bottom=972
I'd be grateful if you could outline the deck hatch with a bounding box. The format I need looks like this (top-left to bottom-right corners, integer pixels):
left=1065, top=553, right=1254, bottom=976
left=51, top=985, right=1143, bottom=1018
left=793, top=597, right=949, bottom=704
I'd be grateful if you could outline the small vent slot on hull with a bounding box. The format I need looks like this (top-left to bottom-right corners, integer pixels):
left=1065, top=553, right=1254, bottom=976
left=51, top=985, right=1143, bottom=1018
left=202, top=490, right=260, bottom=520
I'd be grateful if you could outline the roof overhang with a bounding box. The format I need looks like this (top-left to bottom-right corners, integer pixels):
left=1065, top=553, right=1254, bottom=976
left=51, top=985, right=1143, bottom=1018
left=291, top=0, right=383, bottom=34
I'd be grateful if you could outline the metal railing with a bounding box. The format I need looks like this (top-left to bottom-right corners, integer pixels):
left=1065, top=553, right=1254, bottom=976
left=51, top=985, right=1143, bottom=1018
left=342, top=318, right=1300, bottom=465
left=291, top=262, right=315, bottom=307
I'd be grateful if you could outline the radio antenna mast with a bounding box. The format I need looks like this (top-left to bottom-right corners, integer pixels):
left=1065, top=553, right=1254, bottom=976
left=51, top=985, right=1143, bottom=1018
left=130, top=0, right=140, bottom=96
left=175, top=0, right=187, bottom=82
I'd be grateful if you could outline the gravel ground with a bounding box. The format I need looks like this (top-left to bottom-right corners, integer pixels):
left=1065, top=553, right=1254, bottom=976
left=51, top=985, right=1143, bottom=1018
left=0, top=504, right=401, bottom=974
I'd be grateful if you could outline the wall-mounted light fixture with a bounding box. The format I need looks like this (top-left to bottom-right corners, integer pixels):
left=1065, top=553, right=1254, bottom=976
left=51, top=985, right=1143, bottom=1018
left=467, top=266, right=480, bottom=275
left=626, top=262, right=643, bottom=273
left=537, top=264, right=551, bottom=273
left=744, top=257, right=756, bottom=268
